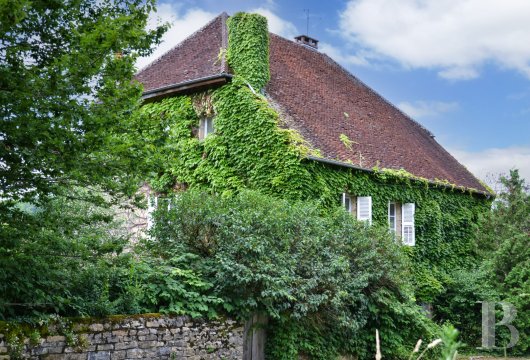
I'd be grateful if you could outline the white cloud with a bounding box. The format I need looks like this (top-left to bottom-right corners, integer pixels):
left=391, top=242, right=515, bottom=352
left=136, top=4, right=216, bottom=70
left=319, top=42, right=371, bottom=66
left=438, top=67, right=479, bottom=80
left=450, top=146, right=530, bottom=189
left=398, top=100, right=459, bottom=119
left=251, top=7, right=298, bottom=39
left=339, top=0, right=530, bottom=80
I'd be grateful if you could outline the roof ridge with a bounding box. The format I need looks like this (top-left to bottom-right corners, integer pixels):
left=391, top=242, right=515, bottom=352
left=136, top=12, right=229, bottom=74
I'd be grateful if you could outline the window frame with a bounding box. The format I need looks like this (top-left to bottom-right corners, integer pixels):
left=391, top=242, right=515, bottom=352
left=388, top=201, right=397, bottom=233
left=199, top=117, right=215, bottom=140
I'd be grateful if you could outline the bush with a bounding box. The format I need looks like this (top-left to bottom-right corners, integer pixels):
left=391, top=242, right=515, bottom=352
left=150, top=189, right=439, bottom=359
left=0, top=188, right=132, bottom=319
left=432, top=267, right=497, bottom=348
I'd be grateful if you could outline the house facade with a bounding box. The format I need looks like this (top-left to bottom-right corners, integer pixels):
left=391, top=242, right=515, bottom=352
left=134, top=12, right=492, bottom=304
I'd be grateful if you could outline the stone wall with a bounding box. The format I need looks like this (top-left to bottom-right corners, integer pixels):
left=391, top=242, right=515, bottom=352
left=0, top=314, right=244, bottom=359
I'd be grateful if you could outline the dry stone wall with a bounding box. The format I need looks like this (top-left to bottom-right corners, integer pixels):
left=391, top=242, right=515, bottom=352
left=0, top=314, right=243, bottom=359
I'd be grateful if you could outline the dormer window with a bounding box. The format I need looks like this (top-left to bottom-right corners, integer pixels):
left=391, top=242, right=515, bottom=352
left=199, top=117, right=214, bottom=140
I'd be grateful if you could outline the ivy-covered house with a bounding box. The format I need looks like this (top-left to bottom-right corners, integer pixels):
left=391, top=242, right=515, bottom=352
left=134, top=12, right=492, bottom=303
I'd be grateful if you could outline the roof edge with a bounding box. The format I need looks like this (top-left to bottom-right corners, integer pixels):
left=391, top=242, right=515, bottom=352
left=141, top=74, right=233, bottom=102
left=306, top=156, right=494, bottom=198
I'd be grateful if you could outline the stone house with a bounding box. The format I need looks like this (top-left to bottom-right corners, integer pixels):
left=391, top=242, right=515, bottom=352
left=133, top=12, right=492, bottom=292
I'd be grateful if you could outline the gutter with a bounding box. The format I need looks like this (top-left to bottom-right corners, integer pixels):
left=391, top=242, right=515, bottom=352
left=142, top=74, right=233, bottom=102
left=307, top=155, right=372, bottom=173
left=306, top=156, right=493, bottom=198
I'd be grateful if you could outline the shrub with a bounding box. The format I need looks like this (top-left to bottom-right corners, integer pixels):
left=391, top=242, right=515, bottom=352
left=150, top=189, right=440, bottom=359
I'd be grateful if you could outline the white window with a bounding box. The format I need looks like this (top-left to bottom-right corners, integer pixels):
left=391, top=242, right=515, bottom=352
left=388, top=202, right=397, bottom=233
left=342, top=193, right=352, bottom=213
left=357, top=196, right=372, bottom=224
left=199, top=117, right=214, bottom=140
left=402, top=203, right=415, bottom=246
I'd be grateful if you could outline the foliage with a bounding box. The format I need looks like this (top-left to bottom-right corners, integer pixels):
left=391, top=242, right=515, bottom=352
left=138, top=82, right=313, bottom=198
left=477, top=170, right=529, bottom=354
left=128, top=248, right=224, bottom=318
left=432, top=268, right=497, bottom=348
left=226, top=12, right=270, bottom=90
left=151, top=189, right=440, bottom=359
left=433, top=170, right=529, bottom=355
left=0, top=0, right=166, bottom=319
left=0, top=0, right=165, bottom=202
left=0, top=188, right=131, bottom=319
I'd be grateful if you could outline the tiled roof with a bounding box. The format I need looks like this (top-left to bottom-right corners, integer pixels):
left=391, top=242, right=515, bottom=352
left=136, top=13, right=489, bottom=194
left=135, top=13, right=228, bottom=92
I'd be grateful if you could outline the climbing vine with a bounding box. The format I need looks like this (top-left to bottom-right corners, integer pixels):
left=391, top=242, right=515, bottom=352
left=226, top=12, right=270, bottom=90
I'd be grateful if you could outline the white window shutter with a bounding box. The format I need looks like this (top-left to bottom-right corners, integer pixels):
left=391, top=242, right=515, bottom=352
left=388, top=202, right=396, bottom=233
left=357, top=196, right=372, bottom=224
left=342, top=193, right=352, bottom=213
left=402, top=203, right=415, bottom=246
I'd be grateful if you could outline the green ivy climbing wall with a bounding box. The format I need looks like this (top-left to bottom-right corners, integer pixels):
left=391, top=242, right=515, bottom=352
left=139, top=89, right=491, bottom=300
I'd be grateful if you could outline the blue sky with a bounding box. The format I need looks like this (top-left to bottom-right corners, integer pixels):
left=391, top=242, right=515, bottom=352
left=138, top=0, right=530, bottom=187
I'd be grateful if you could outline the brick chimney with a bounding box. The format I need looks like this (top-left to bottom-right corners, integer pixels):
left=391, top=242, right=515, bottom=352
left=294, top=35, right=318, bottom=49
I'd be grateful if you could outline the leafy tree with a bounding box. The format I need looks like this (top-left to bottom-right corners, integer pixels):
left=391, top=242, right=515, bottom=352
left=0, top=0, right=165, bottom=201
left=477, top=170, right=529, bottom=354
left=478, top=170, right=529, bottom=288
left=434, top=170, right=529, bottom=354
left=0, top=0, right=166, bottom=318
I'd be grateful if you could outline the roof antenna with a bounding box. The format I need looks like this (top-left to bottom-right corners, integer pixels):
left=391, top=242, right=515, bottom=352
left=303, top=9, right=310, bottom=36
left=295, top=9, right=319, bottom=49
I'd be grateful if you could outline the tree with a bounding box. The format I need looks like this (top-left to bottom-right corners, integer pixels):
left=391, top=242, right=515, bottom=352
left=0, top=0, right=166, bottom=317
left=433, top=170, right=529, bottom=354
left=478, top=170, right=529, bottom=354
left=0, top=0, right=165, bottom=202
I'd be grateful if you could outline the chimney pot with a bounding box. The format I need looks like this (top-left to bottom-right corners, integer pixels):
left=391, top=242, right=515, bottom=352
left=294, top=35, right=319, bottom=49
